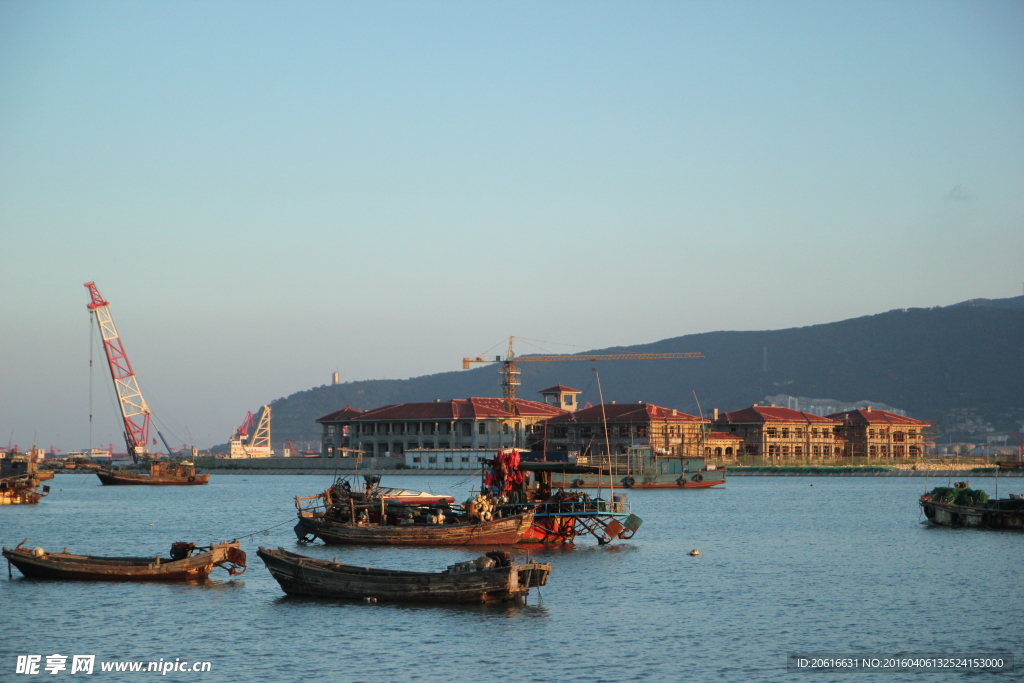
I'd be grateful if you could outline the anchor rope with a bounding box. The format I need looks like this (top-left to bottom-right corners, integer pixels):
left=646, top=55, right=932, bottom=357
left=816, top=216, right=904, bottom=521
left=233, top=518, right=296, bottom=541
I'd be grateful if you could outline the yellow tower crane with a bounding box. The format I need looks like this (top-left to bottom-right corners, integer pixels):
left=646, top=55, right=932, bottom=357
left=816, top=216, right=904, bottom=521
left=462, top=336, right=704, bottom=412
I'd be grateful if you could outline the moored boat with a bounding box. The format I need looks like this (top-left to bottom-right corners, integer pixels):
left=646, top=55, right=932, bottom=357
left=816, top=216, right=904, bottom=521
left=2, top=540, right=246, bottom=580
left=486, top=451, right=643, bottom=544
left=96, top=461, right=209, bottom=486
left=295, top=510, right=535, bottom=546
left=0, top=457, right=51, bottom=505
left=919, top=484, right=1024, bottom=530
left=551, top=447, right=726, bottom=489
left=293, top=475, right=529, bottom=546
left=257, top=547, right=550, bottom=603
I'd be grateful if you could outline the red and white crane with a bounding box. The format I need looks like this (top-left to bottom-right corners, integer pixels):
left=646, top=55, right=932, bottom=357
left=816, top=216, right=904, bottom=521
left=84, top=282, right=152, bottom=461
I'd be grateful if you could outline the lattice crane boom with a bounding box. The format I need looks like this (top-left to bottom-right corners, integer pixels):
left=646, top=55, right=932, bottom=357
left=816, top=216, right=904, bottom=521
left=85, top=282, right=152, bottom=461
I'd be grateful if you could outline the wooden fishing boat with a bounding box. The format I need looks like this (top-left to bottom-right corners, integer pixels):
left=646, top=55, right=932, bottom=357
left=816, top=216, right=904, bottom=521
left=96, top=461, right=209, bottom=486
left=485, top=453, right=643, bottom=544
left=0, top=457, right=51, bottom=505
left=295, top=510, right=535, bottom=546
left=257, top=547, right=550, bottom=603
left=920, top=485, right=1024, bottom=530
left=2, top=540, right=246, bottom=580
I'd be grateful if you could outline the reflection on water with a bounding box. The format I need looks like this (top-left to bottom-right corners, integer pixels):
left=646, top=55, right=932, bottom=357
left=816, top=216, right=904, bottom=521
left=2, top=473, right=1021, bottom=683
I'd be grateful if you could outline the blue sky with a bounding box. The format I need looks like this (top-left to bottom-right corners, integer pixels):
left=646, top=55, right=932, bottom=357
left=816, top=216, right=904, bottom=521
left=1, top=1, right=1021, bottom=451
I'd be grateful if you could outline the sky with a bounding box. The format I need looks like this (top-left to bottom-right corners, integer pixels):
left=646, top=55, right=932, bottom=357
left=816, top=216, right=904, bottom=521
left=1, top=1, right=1022, bottom=452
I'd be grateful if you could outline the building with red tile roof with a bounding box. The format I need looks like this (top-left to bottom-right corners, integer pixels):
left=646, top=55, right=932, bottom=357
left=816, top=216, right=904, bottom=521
left=539, top=402, right=710, bottom=459
left=826, top=407, right=931, bottom=458
left=713, top=405, right=841, bottom=459
left=316, top=398, right=566, bottom=457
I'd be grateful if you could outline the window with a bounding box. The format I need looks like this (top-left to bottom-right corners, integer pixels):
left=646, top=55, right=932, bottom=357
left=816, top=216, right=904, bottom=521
left=893, top=432, right=905, bottom=442
left=441, top=423, right=450, bottom=435
left=766, top=427, right=777, bottom=437
left=795, top=428, right=803, bottom=438
left=725, top=447, right=733, bottom=455
left=444, top=457, right=452, bottom=463
left=794, top=446, right=802, bottom=456
left=428, top=457, right=436, bottom=463
left=412, top=457, right=421, bottom=463
left=811, top=428, right=818, bottom=437
left=880, top=445, right=889, bottom=456
left=461, top=423, right=471, bottom=437
left=782, top=446, right=789, bottom=456
left=564, top=395, right=574, bottom=404
left=461, top=456, right=469, bottom=462
left=869, top=445, right=877, bottom=457
left=868, top=429, right=875, bottom=438
left=502, top=424, right=509, bottom=434
left=909, top=446, right=920, bottom=457
left=781, top=428, right=789, bottom=438
left=813, top=445, right=820, bottom=456
left=908, top=429, right=917, bottom=438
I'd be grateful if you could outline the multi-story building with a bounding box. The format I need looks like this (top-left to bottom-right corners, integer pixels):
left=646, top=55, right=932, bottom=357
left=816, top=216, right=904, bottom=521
left=316, top=398, right=566, bottom=458
left=539, top=402, right=710, bottom=459
left=712, top=405, right=841, bottom=459
left=826, top=407, right=931, bottom=458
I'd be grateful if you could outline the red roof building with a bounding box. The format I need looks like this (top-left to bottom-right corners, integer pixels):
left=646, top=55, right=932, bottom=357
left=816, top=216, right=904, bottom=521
left=713, top=405, right=841, bottom=459
left=826, top=407, right=931, bottom=458
left=316, top=398, right=566, bottom=458
left=539, top=402, right=710, bottom=458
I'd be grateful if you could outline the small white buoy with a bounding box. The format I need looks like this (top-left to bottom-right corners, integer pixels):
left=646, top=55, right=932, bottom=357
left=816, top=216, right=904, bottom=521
left=148, top=523, right=155, bottom=526
left=364, top=597, right=378, bottom=603
left=689, top=549, right=700, bottom=556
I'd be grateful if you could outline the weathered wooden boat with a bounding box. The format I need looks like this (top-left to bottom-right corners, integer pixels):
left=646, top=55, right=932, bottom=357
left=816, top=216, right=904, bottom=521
left=96, top=460, right=209, bottom=486
left=551, top=447, right=725, bottom=489
left=295, top=510, right=535, bottom=545
left=920, top=485, right=1024, bottom=530
left=294, top=476, right=531, bottom=545
left=257, top=547, right=550, bottom=603
left=2, top=540, right=246, bottom=580
left=0, top=457, right=51, bottom=505
left=485, top=452, right=643, bottom=544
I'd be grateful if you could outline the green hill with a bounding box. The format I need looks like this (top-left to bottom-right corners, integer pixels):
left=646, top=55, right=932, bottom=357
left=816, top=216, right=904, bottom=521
left=257, top=297, right=1024, bottom=450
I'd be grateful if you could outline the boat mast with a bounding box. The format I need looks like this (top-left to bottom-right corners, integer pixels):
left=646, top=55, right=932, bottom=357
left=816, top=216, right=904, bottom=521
left=84, top=282, right=152, bottom=462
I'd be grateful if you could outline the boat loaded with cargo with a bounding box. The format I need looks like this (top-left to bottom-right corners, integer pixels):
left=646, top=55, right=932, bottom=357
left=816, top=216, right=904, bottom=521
left=920, top=482, right=1024, bottom=530
left=294, top=474, right=535, bottom=546
left=0, top=455, right=51, bottom=505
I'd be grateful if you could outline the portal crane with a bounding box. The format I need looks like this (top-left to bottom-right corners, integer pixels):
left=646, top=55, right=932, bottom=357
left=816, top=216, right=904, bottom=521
left=462, top=336, right=704, bottom=412
left=85, top=282, right=152, bottom=462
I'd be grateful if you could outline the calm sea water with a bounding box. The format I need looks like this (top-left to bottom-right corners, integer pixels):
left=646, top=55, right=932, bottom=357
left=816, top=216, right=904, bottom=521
left=1, top=473, right=1020, bottom=682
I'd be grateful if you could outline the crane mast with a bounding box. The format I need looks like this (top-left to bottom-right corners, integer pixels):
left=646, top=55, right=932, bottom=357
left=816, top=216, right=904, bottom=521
left=84, top=282, right=152, bottom=461
left=463, top=336, right=705, bottom=412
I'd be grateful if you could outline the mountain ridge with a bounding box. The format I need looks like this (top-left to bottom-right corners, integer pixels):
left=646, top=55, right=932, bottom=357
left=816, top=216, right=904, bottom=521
left=237, top=296, right=1024, bottom=450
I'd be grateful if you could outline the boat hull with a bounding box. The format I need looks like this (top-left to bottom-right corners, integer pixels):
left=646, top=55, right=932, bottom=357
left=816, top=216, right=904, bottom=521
left=296, top=511, right=534, bottom=546
left=2, top=543, right=246, bottom=581
left=257, top=547, right=549, bottom=603
left=552, top=470, right=726, bottom=489
left=920, top=498, right=1024, bottom=530
left=0, top=477, right=49, bottom=505
left=96, top=468, right=210, bottom=486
